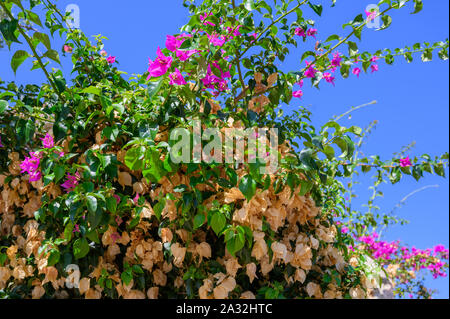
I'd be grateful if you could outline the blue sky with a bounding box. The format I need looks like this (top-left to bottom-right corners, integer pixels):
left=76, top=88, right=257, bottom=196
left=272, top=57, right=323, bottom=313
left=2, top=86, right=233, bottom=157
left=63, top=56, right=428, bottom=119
left=1, top=0, right=448, bottom=298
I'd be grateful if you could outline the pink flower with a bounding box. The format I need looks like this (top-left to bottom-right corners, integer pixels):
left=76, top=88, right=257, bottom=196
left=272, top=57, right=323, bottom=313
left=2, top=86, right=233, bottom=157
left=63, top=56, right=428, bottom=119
left=115, top=216, right=123, bottom=226
left=73, top=224, right=81, bottom=233
left=323, top=72, right=335, bottom=86
left=58, top=151, right=65, bottom=158
left=169, top=68, right=187, bottom=86
left=295, top=28, right=306, bottom=37
left=20, top=152, right=42, bottom=182
left=304, top=61, right=317, bottom=78
left=113, top=194, right=121, bottom=204
left=365, top=10, right=377, bottom=22
left=133, top=193, right=140, bottom=205
left=353, top=67, right=361, bottom=77
left=331, top=52, right=342, bottom=68
left=63, top=45, right=73, bottom=53
left=0, top=136, right=3, bottom=148
left=250, top=33, right=258, bottom=41
left=371, top=56, right=380, bottom=62
left=106, top=56, right=116, bottom=64
left=208, top=33, right=226, bottom=47
left=307, top=28, right=318, bottom=38
left=297, top=79, right=304, bottom=88
left=147, top=47, right=173, bottom=79
left=166, top=35, right=183, bottom=52
left=61, top=172, right=81, bottom=192
left=341, top=227, right=349, bottom=234
left=176, top=49, right=196, bottom=61
left=371, top=64, right=379, bottom=73
left=100, top=50, right=107, bottom=57
left=200, top=12, right=215, bottom=26
left=292, top=90, right=303, bottom=98
left=41, top=133, right=54, bottom=149
left=111, top=232, right=121, bottom=244
left=400, top=156, right=412, bottom=167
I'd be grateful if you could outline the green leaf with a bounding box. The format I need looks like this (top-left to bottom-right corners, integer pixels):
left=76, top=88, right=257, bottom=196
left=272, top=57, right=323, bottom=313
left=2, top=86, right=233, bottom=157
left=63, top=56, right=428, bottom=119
left=308, top=2, right=323, bottom=16
left=0, top=100, right=8, bottom=113
left=378, top=15, right=392, bottom=30
left=211, top=212, right=226, bottom=235
left=193, top=214, right=206, bottom=229
left=106, top=196, right=117, bottom=214
left=124, top=146, right=145, bottom=171
left=54, top=165, right=65, bottom=183
left=43, top=49, right=61, bottom=64
left=147, top=79, right=163, bottom=99
left=239, top=175, right=257, bottom=202
left=411, top=0, right=423, bottom=14
left=47, top=249, right=60, bottom=267
left=73, top=238, right=90, bottom=259
left=11, top=50, right=31, bottom=74
left=244, top=0, right=256, bottom=11
left=0, top=18, right=21, bottom=43
left=33, top=32, right=51, bottom=50
left=86, top=195, right=98, bottom=214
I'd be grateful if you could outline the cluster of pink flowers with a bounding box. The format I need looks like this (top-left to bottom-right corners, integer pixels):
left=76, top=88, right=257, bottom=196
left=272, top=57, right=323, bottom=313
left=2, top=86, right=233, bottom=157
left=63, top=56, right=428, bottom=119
left=146, top=11, right=258, bottom=97
left=20, top=133, right=56, bottom=182
left=20, top=152, right=42, bottom=182
left=400, top=156, right=413, bottom=167
left=61, top=172, right=81, bottom=192
left=295, top=27, right=318, bottom=39
left=356, top=232, right=449, bottom=279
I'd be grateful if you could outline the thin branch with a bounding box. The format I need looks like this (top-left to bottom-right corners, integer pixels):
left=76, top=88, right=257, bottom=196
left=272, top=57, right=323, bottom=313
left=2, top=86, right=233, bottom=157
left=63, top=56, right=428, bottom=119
left=0, top=2, right=65, bottom=102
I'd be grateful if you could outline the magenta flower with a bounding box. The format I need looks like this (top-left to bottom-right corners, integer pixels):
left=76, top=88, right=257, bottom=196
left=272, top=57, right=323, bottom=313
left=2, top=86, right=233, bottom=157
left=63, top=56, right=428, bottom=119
left=166, top=35, right=183, bottom=52
left=113, top=194, right=121, bottom=204
left=341, top=227, right=349, bottom=234
left=307, top=28, right=318, bottom=38
left=133, top=193, right=140, bottom=205
left=208, top=33, right=226, bottom=47
left=147, top=47, right=173, bottom=79
left=20, top=152, right=42, bottom=182
left=250, top=32, right=258, bottom=41
left=169, top=68, right=187, bottom=86
left=331, top=52, right=342, bottom=68
left=352, top=67, right=361, bottom=78
left=115, top=216, right=123, bottom=226
left=41, top=133, right=54, bottom=149
left=400, top=156, right=412, bottom=167
left=304, top=62, right=317, bottom=78
left=106, top=56, right=116, bottom=64
left=61, top=172, right=81, bottom=192
left=297, top=79, right=304, bottom=88
left=63, top=45, right=73, bottom=53
left=365, top=10, right=377, bottom=22
left=0, top=136, right=3, bottom=148
left=323, top=72, right=335, bottom=86
left=371, top=64, right=379, bottom=73
left=295, top=28, right=306, bottom=37
left=73, top=224, right=80, bottom=233
left=292, top=90, right=303, bottom=99
left=176, top=49, right=196, bottom=62
left=200, top=12, right=215, bottom=26
left=371, top=56, right=380, bottom=62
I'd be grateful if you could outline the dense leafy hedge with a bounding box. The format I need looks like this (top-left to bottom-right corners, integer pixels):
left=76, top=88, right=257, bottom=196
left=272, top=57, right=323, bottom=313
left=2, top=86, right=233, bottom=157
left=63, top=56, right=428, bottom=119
left=0, top=0, right=448, bottom=299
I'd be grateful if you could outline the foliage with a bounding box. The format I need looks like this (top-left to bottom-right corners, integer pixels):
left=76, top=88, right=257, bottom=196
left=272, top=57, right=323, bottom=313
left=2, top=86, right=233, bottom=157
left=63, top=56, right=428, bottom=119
left=0, top=0, right=448, bottom=299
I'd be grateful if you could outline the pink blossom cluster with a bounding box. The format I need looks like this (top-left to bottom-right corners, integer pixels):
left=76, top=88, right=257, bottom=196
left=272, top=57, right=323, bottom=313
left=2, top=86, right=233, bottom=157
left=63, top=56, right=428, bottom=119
left=292, top=49, right=381, bottom=99
left=61, top=172, right=81, bottom=192
left=20, top=152, right=42, bottom=182
left=357, top=232, right=449, bottom=279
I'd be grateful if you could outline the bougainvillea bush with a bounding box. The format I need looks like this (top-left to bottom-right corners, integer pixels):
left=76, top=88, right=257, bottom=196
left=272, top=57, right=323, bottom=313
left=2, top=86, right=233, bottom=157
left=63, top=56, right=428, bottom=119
left=0, top=0, right=448, bottom=299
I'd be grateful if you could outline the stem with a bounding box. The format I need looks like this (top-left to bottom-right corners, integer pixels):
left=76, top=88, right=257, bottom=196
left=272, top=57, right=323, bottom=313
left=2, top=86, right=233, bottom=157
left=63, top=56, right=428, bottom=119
left=0, top=2, right=64, bottom=102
